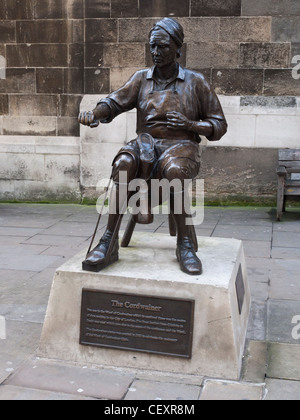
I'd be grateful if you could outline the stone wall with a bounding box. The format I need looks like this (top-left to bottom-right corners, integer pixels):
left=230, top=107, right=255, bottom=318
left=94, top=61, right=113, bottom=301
left=0, top=0, right=299, bottom=203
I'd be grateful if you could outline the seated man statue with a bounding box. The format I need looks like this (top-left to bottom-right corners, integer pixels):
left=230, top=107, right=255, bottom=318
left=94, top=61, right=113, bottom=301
left=78, top=17, right=227, bottom=276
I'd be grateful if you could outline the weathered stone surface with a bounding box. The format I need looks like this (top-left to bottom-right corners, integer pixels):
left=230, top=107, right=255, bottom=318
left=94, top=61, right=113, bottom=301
left=242, top=341, right=268, bottom=383
left=272, top=17, right=300, bottom=42
left=242, top=0, right=289, bottom=16
left=191, top=0, right=241, bottom=17
left=264, top=70, right=300, bottom=96
left=65, top=0, right=84, bottom=19
left=57, top=117, right=80, bottom=137
left=9, top=95, right=59, bottom=117
left=0, top=95, right=8, bottom=116
left=111, top=0, right=139, bottom=18
left=103, top=43, right=145, bottom=68
left=85, top=0, right=110, bottom=18
left=84, top=68, right=110, bottom=94
left=212, top=69, right=264, bottom=95
left=119, top=18, right=158, bottom=43
left=219, top=17, right=271, bottom=42
left=3, top=117, right=57, bottom=137
left=0, top=0, right=34, bottom=20
left=200, top=380, right=264, bottom=400
left=267, top=343, right=300, bottom=381
left=85, top=43, right=104, bottom=68
left=36, top=69, right=64, bottom=94
left=0, top=69, right=36, bottom=94
left=139, top=0, right=190, bottom=18
left=240, top=43, right=291, bottom=69
left=34, top=0, right=64, bottom=19
left=125, top=379, right=201, bottom=400
left=265, top=379, right=300, bottom=401
left=6, top=44, right=68, bottom=68
left=178, top=18, right=220, bottom=42
left=59, top=95, right=83, bottom=118
left=64, top=68, right=84, bottom=95
left=187, top=43, right=239, bottom=69
left=16, top=20, right=73, bottom=44
left=0, top=21, right=16, bottom=42
left=5, top=359, right=134, bottom=400
left=199, top=147, right=278, bottom=203
left=85, top=19, right=118, bottom=43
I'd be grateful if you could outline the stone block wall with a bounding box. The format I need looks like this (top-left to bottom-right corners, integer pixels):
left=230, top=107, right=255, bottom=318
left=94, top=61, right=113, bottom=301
left=0, top=0, right=299, bottom=203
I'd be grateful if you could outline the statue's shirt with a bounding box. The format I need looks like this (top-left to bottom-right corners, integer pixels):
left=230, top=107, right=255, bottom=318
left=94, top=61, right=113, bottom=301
left=98, top=65, right=227, bottom=142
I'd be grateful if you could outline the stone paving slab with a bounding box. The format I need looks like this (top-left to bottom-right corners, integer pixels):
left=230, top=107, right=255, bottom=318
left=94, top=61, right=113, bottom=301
left=0, top=321, right=42, bottom=384
left=267, top=299, right=300, bottom=344
left=267, top=343, right=300, bottom=381
left=124, top=379, right=201, bottom=401
left=4, top=358, right=135, bottom=400
left=265, top=378, right=300, bottom=400
left=269, top=259, right=300, bottom=300
left=246, top=300, right=267, bottom=341
left=213, top=224, right=273, bottom=241
left=242, top=341, right=268, bottom=384
left=0, top=385, right=96, bottom=400
left=0, top=252, right=59, bottom=272
left=199, top=380, right=265, bottom=400
left=272, top=246, right=300, bottom=260
left=24, top=234, right=89, bottom=247
left=242, top=240, right=271, bottom=259
left=272, top=231, right=300, bottom=248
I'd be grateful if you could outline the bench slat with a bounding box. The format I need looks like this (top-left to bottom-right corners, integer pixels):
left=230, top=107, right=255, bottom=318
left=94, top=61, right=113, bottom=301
left=279, top=149, right=300, bottom=161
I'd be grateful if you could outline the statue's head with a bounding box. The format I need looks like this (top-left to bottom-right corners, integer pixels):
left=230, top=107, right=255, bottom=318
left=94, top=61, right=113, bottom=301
left=149, top=18, right=184, bottom=68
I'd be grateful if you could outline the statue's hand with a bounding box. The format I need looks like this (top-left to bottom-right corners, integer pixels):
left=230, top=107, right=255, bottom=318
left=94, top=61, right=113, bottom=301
left=166, top=112, right=193, bottom=131
left=78, top=111, right=99, bottom=128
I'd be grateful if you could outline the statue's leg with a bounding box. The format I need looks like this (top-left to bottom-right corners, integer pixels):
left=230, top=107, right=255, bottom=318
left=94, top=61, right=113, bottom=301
left=84, top=153, right=138, bottom=269
left=163, top=160, right=202, bottom=276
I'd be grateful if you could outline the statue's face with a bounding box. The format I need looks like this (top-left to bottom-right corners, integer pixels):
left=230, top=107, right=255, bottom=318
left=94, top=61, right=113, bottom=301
left=149, top=29, right=178, bottom=68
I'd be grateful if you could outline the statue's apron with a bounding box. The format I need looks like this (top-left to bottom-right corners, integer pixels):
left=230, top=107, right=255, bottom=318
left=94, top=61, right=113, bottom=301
left=115, top=82, right=201, bottom=179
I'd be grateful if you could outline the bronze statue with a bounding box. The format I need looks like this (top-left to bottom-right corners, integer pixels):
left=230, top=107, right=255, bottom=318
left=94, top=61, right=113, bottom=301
left=78, top=18, right=227, bottom=276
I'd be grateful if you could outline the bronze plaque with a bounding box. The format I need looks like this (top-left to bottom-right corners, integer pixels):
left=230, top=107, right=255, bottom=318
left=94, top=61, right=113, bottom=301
left=80, top=289, right=194, bottom=359
left=235, top=265, right=245, bottom=315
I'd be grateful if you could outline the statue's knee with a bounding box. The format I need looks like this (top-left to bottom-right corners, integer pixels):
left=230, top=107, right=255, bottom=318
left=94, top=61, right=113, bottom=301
left=163, top=161, right=190, bottom=182
left=112, top=154, right=137, bottom=183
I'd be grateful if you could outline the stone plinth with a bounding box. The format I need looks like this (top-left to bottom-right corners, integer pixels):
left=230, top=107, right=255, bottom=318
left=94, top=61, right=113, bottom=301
left=39, top=233, right=251, bottom=380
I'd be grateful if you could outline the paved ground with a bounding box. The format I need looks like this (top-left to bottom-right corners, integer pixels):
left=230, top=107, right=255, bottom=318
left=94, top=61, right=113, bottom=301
left=0, top=203, right=300, bottom=400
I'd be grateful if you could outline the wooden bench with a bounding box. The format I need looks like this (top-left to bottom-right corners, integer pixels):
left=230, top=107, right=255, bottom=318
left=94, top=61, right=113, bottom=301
left=277, top=149, right=300, bottom=221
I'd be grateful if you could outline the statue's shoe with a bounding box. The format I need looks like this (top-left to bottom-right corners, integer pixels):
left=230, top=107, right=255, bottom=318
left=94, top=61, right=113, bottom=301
left=82, top=231, right=119, bottom=272
left=176, top=237, right=203, bottom=276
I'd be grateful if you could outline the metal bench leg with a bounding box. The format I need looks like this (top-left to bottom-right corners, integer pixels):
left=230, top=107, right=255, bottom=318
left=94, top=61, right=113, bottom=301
left=277, top=174, right=285, bottom=221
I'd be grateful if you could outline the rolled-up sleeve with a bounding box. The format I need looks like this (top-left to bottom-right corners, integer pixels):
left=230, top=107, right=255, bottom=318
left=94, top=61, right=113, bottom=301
left=97, top=70, right=143, bottom=124
left=199, top=77, right=228, bottom=141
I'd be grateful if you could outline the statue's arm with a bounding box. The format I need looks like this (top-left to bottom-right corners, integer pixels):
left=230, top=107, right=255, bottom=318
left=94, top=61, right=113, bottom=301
left=78, top=102, right=111, bottom=128
left=78, top=71, right=143, bottom=128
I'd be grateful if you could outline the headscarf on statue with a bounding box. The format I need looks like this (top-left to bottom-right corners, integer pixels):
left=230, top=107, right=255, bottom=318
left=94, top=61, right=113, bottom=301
left=150, top=18, right=184, bottom=48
